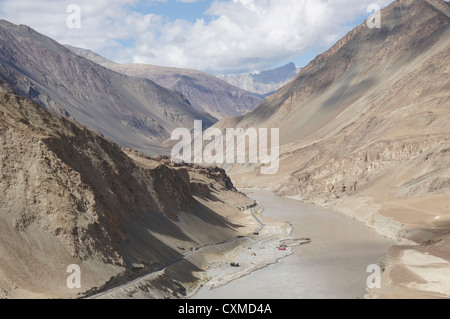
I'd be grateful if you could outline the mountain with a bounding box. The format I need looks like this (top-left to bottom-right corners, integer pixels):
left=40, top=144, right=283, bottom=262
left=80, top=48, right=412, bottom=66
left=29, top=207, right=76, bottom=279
left=0, top=20, right=216, bottom=156
left=64, top=45, right=118, bottom=69
left=220, top=62, right=301, bottom=95
left=220, top=0, right=450, bottom=298
left=65, top=45, right=263, bottom=120
left=0, top=89, right=253, bottom=298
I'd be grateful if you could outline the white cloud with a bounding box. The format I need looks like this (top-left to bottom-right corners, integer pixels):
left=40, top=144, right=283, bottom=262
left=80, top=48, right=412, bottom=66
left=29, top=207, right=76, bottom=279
left=0, top=0, right=393, bottom=74
left=131, top=0, right=393, bottom=74
left=0, top=0, right=142, bottom=56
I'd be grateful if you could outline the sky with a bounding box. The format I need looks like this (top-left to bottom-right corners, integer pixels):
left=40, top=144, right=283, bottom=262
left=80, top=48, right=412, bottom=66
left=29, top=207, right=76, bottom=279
left=0, top=0, right=393, bottom=75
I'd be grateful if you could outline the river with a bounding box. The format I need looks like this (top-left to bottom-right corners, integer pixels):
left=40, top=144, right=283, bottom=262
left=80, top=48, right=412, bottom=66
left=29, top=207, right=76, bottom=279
left=193, top=189, right=392, bottom=299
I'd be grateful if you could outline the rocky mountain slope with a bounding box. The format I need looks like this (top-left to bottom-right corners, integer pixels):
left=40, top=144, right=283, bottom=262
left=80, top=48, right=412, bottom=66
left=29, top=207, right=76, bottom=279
left=0, top=90, right=253, bottom=298
left=220, top=62, right=301, bottom=95
left=66, top=45, right=263, bottom=120
left=0, top=20, right=216, bottom=156
left=220, top=0, right=450, bottom=298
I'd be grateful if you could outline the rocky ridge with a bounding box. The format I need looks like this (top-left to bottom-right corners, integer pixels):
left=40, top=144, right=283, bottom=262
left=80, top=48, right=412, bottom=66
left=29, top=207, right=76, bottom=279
left=0, top=20, right=215, bottom=156
left=220, top=62, right=301, bottom=96
left=65, top=45, right=263, bottom=120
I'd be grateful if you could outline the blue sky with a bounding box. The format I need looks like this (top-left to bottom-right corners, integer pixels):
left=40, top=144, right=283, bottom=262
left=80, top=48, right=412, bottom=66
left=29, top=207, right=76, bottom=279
left=131, top=1, right=214, bottom=23
left=0, top=0, right=393, bottom=75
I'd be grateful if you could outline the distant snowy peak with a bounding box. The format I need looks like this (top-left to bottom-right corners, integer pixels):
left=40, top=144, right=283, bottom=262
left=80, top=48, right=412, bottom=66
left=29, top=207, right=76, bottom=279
left=220, top=62, right=301, bottom=96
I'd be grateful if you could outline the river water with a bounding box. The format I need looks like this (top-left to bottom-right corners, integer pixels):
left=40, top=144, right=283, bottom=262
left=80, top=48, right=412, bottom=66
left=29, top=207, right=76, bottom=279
left=193, top=189, right=392, bottom=299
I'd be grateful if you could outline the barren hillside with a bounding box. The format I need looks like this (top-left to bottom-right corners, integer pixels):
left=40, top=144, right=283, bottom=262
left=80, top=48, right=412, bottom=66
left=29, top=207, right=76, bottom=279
left=0, top=20, right=216, bottom=156
left=220, top=0, right=450, bottom=298
left=0, top=91, right=253, bottom=298
left=66, top=45, right=263, bottom=120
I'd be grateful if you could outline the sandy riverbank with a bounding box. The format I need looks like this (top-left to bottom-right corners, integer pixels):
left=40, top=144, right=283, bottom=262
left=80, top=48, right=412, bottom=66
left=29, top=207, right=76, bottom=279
left=294, top=193, right=450, bottom=299
left=192, top=206, right=311, bottom=292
